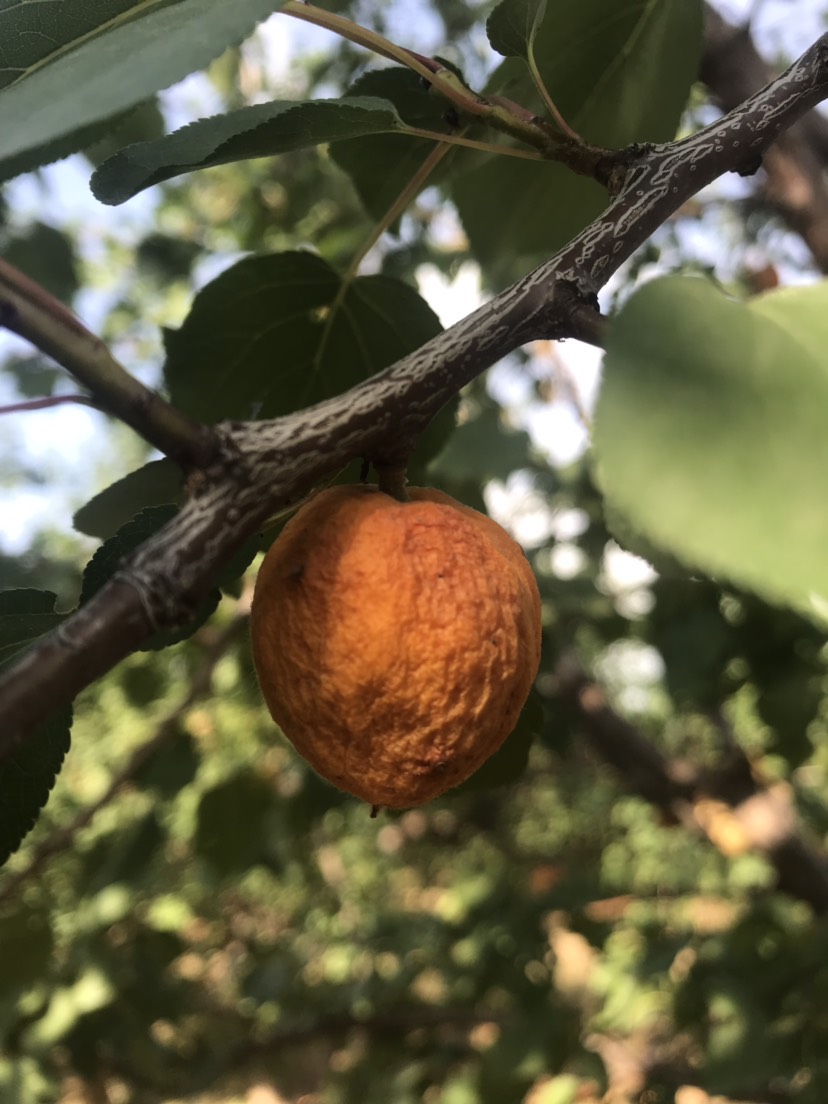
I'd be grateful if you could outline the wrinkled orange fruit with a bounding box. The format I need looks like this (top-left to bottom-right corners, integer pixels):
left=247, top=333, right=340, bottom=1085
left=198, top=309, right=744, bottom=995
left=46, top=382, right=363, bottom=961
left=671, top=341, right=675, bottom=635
left=251, top=485, right=542, bottom=808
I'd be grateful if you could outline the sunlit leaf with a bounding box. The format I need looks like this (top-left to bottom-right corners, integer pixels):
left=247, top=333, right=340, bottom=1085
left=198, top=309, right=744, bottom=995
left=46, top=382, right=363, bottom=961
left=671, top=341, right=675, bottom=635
left=595, top=277, right=828, bottom=623
left=0, top=0, right=284, bottom=178
left=93, top=96, right=416, bottom=204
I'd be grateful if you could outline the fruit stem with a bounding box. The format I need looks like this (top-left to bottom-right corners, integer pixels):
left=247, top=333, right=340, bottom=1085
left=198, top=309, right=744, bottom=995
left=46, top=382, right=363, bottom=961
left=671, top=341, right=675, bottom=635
left=375, top=461, right=411, bottom=502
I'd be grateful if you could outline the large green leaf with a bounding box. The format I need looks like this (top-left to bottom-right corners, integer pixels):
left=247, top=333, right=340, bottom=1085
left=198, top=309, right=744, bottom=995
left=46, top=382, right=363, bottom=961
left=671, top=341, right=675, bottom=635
left=163, top=250, right=443, bottom=424
left=0, top=0, right=283, bottom=178
left=0, top=590, right=72, bottom=868
left=594, top=277, right=828, bottom=623
left=92, top=96, right=418, bottom=205
left=453, top=0, right=702, bottom=284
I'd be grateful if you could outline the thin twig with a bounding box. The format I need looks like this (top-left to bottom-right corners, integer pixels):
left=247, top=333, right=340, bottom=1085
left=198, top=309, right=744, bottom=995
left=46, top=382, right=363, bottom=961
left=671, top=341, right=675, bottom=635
left=0, top=257, right=218, bottom=467
left=0, top=394, right=102, bottom=416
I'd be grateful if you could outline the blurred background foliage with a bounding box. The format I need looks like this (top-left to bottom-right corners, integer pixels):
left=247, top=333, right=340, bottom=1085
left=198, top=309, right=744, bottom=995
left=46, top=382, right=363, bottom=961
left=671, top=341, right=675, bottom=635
left=3, top=1, right=828, bottom=1102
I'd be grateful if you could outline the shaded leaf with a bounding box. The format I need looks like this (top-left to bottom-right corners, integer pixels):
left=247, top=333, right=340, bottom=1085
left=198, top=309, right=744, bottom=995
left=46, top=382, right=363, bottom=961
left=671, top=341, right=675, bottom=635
left=80, top=507, right=220, bottom=648
left=194, top=769, right=274, bottom=876
left=1, top=223, right=79, bottom=303
left=0, top=111, right=147, bottom=184
left=646, top=577, right=734, bottom=709
left=595, top=277, right=828, bottom=623
left=0, top=0, right=283, bottom=178
left=453, top=0, right=702, bottom=283
left=0, top=589, right=67, bottom=666
left=82, top=811, right=166, bottom=893
left=428, top=404, right=534, bottom=485
left=163, top=250, right=443, bottom=424
left=93, top=96, right=412, bottom=205
left=73, top=460, right=184, bottom=540
left=82, top=99, right=166, bottom=169
left=2, top=354, right=63, bottom=400
left=0, top=906, right=53, bottom=990
left=136, top=233, right=203, bottom=282
left=131, top=731, right=200, bottom=797
left=487, top=0, right=548, bottom=60
left=0, top=590, right=72, bottom=867
left=330, top=68, right=463, bottom=224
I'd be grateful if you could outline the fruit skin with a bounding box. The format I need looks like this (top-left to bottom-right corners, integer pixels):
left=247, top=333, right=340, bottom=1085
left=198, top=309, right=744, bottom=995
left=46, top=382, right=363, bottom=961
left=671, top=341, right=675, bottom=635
left=251, top=485, right=542, bottom=808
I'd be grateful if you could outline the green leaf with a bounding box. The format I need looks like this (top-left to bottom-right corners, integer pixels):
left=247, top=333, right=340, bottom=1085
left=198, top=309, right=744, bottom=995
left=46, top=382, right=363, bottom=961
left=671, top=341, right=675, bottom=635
left=1, top=223, right=79, bottom=303
left=487, top=0, right=548, bottom=60
left=82, top=811, right=166, bottom=892
left=503, top=0, right=702, bottom=147
left=131, top=732, right=200, bottom=797
left=0, top=0, right=284, bottom=179
left=0, top=589, right=66, bottom=666
left=92, top=96, right=412, bottom=205
left=0, top=907, right=54, bottom=990
left=194, top=770, right=274, bottom=876
left=594, top=277, right=828, bottom=623
left=82, top=98, right=166, bottom=169
left=453, top=0, right=702, bottom=284
left=0, top=590, right=72, bottom=867
left=73, top=460, right=184, bottom=540
left=330, top=69, right=462, bottom=224
left=80, top=507, right=220, bottom=648
left=2, top=355, right=63, bottom=400
left=163, top=250, right=443, bottom=423
left=135, top=233, right=203, bottom=283
left=428, top=404, right=534, bottom=485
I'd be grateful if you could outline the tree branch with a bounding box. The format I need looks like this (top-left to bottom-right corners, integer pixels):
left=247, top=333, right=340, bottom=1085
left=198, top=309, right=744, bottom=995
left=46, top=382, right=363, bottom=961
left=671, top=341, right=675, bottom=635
left=701, top=2, right=828, bottom=272
left=0, top=257, right=218, bottom=467
left=555, top=659, right=828, bottom=916
left=2, top=30, right=828, bottom=760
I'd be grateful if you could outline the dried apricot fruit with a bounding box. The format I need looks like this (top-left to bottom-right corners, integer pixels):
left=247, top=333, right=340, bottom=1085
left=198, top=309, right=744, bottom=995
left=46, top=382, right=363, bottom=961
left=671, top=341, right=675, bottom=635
left=250, top=485, right=541, bottom=808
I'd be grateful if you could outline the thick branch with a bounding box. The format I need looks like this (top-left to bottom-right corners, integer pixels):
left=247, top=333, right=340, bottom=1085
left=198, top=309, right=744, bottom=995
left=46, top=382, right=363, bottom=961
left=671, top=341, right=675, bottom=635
left=2, top=30, right=828, bottom=758
left=0, top=257, right=218, bottom=467
left=555, top=660, right=828, bottom=916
